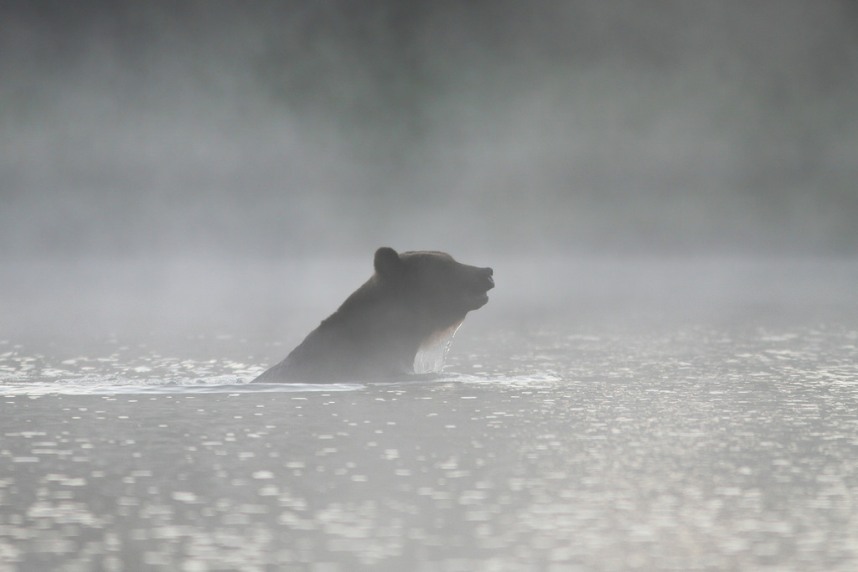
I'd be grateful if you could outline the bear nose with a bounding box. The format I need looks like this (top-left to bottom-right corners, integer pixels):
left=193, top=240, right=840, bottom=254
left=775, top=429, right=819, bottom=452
left=482, top=267, right=494, bottom=288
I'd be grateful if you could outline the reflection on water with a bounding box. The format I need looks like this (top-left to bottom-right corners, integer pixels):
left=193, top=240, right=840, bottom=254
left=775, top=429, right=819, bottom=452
left=2, top=325, right=858, bottom=570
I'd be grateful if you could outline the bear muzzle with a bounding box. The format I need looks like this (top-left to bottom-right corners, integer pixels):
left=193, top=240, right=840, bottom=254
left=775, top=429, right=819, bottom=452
left=467, top=267, right=494, bottom=309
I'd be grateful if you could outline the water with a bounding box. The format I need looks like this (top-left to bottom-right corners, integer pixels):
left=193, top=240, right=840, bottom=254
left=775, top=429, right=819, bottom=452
left=2, top=257, right=858, bottom=570
left=2, top=322, right=858, bottom=571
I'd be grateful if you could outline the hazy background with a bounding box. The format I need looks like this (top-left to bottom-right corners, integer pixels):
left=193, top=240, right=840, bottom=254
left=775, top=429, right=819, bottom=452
left=2, top=0, right=857, bottom=344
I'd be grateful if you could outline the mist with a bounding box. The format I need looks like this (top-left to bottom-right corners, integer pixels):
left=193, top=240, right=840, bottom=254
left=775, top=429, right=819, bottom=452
left=4, top=6, right=858, bottom=568
left=2, top=1, right=857, bottom=343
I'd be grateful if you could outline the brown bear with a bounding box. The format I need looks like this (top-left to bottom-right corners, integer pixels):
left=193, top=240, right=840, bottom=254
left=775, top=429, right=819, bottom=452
left=253, top=247, right=494, bottom=382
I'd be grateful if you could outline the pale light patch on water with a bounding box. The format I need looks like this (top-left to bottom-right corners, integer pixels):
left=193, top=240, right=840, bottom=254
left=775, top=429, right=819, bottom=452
left=0, top=348, right=367, bottom=395
left=0, top=381, right=369, bottom=396
left=437, top=372, right=564, bottom=387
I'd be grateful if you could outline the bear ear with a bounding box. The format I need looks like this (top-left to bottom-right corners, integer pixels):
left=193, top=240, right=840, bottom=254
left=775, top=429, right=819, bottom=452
left=374, top=247, right=402, bottom=277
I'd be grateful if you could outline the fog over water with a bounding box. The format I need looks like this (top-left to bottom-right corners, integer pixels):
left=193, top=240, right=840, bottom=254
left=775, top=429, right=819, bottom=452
left=3, top=4, right=858, bottom=570
left=2, top=1, right=857, bottom=344
left=3, top=1, right=858, bottom=254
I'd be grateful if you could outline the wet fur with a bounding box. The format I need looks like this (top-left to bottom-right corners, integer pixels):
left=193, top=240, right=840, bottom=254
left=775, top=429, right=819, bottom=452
left=253, top=248, right=493, bottom=383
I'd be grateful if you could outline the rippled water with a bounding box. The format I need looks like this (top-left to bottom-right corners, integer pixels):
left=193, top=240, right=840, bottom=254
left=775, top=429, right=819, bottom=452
left=2, top=321, right=858, bottom=571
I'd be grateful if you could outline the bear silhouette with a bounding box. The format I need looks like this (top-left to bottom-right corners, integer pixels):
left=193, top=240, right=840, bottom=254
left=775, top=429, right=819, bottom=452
left=253, top=247, right=494, bottom=382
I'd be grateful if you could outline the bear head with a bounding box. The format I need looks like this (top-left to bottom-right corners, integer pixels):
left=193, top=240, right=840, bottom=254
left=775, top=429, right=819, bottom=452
left=373, top=246, right=494, bottom=329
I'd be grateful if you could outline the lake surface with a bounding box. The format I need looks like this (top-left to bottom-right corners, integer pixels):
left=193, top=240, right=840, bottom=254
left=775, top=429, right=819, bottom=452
left=2, top=257, right=858, bottom=571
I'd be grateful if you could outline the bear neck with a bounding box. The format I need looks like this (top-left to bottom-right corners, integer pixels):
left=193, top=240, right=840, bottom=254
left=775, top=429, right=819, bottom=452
left=309, top=276, right=464, bottom=376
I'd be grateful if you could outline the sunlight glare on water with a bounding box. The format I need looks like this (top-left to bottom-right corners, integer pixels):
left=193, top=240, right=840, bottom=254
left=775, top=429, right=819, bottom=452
left=2, top=323, right=858, bottom=570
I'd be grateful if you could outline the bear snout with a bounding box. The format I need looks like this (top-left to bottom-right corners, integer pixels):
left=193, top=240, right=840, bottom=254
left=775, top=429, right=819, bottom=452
left=480, top=267, right=494, bottom=290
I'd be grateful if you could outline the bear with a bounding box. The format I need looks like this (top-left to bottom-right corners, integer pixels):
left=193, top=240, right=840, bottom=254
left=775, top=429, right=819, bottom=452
left=252, top=247, right=494, bottom=383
